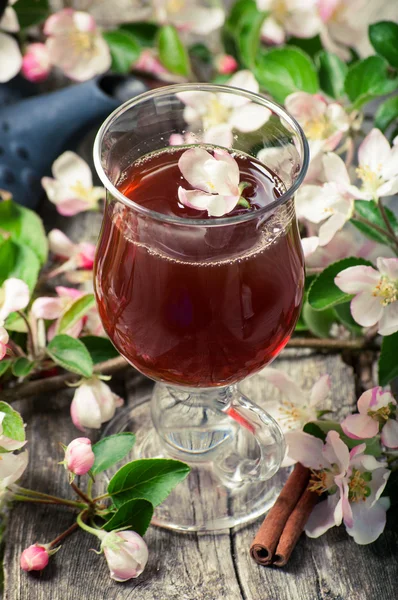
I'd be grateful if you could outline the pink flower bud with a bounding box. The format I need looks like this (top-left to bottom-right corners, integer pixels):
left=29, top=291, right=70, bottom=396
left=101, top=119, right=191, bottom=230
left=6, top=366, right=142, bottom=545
left=216, top=54, right=238, bottom=75
left=65, top=437, right=95, bottom=475
left=21, top=43, right=51, bottom=83
left=20, top=544, right=49, bottom=572
left=101, top=531, right=148, bottom=582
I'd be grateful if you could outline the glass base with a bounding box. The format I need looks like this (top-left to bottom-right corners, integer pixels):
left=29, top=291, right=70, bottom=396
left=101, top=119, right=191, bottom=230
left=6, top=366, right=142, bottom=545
left=102, top=387, right=284, bottom=533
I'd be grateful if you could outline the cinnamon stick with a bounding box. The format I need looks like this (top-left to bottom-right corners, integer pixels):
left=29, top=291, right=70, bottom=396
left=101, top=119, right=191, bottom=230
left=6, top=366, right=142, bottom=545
left=250, top=463, right=310, bottom=565
left=272, top=487, right=318, bottom=567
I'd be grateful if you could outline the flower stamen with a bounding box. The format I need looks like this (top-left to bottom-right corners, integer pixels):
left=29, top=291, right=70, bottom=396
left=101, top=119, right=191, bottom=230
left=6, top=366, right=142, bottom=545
left=372, top=276, right=397, bottom=307
left=348, top=469, right=371, bottom=502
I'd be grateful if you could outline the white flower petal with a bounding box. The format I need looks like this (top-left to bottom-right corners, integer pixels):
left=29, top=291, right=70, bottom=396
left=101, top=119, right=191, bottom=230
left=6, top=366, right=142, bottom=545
left=71, top=383, right=102, bottom=431
left=178, top=148, right=217, bottom=193
left=381, top=145, right=398, bottom=180
left=376, top=177, right=398, bottom=198
left=323, top=152, right=350, bottom=186
left=31, top=297, right=65, bottom=320
left=341, top=413, right=378, bottom=440
left=358, top=129, right=391, bottom=172
left=295, top=185, right=327, bottom=223
left=378, top=301, right=398, bottom=336
left=0, top=278, right=30, bottom=321
left=203, top=124, right=233, bottom=148
left=318, top=211, right=347, bottom=246
left=52, top=151, right=93, bottom=188
left=0, top=450, right=28, bottom=489
left=0, top=7, right=20, bottom=33
left=285, top=92, right=326, bottom=123
left=229, top=103, right=271, bottom=133
left=309, top=374, right=331, bottom=406
left=173, top=7, right=224, bottom=34
left=261, top=368, right=305, bottom=406
left=381, top=419, right=398, bottom=449
left=0, top=32, right=23, bottom=83
left=305, top=494, right=340, bottom=538
left=377, top=257, right=398, bottom=280
left=323, top=430, right=349, bottom=473
left=214, top=149, right=240, bottom=189
left=48, top=229, right=76, bottom=258
left=346, top=497, right=389, bottom=545
left=351, top=292, right=384, bottom=327
left=285, top=9, right=321, bottom=38
left=284, top=431, right=326, bottom=469
left=261, top=16, right=286, bottom=45
left=334, top=265, right=380, bottom=294
left=302, top=236, right=319, bottom=258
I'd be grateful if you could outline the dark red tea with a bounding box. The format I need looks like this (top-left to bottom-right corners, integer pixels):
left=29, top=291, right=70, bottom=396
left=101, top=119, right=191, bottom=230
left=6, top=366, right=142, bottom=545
left=95, top=147, right=304, bottom=387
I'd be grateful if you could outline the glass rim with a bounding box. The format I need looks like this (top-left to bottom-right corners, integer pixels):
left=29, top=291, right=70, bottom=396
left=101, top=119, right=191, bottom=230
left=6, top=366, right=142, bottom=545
left=93, top=82, right=309, bottom=227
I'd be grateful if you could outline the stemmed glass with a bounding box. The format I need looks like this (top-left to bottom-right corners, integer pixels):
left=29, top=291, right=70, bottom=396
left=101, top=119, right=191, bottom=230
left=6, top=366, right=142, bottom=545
left=93, top=84, right=309, bottom=532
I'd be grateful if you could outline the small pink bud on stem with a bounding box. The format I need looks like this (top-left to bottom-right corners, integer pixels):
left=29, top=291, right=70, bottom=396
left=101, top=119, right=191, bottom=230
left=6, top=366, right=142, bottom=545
left=20, top=544, right=49, bottom=572
left=65, top=437, right=95, bottom=476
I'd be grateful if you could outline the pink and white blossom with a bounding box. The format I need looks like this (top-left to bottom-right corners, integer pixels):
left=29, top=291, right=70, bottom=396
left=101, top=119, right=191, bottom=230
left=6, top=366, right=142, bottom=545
left=0, top=278, right=30, bottom=324
left=178, top=70, right=271, bottom=147
left=0, top=1, right=22, bottom=83
left=135, top=48, right=169, bottom=78
left=355, top=129, right=398, bottom=200
left=65, top=437, right=95, bottom=475
left=178, top=148, right=242, bottom=217
left=70, top=377, right=123, bottom=431
left=335, top=257, right=398, bottom=336
left=20, top=544, right=49, bottom=572
left=341, top=387, right=398, bottom=449
left=21, top=43, right=51, bottom=83
left=257, top=0, right=321, bottom=45
left=48, top=230, right=96, bottom=277
left=286, top=430, right=390, bottom=544
left=0, top=326, right=8, bottom=360
left=44, top=9, right=111, bottom=81
left=153, top=0, right=224, bottom=35
left=101, top=530, right=148, bottom=582
left=0, top=450, right=28, bottom=490
left=42, top=152, right=104, bottom=216
left=296, top=153, right=359, bottom=246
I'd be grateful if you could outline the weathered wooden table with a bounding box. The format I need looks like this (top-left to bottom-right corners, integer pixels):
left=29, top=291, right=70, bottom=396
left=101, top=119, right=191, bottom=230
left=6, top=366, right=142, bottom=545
left=3, top=206, right=398, bottom=600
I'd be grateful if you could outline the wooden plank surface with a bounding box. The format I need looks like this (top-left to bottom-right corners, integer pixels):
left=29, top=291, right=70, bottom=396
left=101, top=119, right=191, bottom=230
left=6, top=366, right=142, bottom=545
left=4, top=346, right=398, bottom=599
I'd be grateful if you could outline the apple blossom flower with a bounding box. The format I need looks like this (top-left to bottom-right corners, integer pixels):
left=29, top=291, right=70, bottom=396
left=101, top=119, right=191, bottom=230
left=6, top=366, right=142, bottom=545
left=0, top=1, right=22, bottom=83
left=20, top=544, right=49, bottom=572
left=261, top=368, right=331, bottom=432
left=285, top=93, right=349, bottom=155
left=0, top=450, right=28, bottom=490
left=42, top=152, right=104, bottom=216
left=21, top=43, right=51, bottom=83
left=0, top=326, right=8, bottom=360
left=44, top=9, right=111, bottom=82
left=48, top=230, right=96, bottom=278
left=70, top=377, right=123, bottom=431
left=31, top=286, right=103, bottom=339
left=65, top=437, right=95, bottom=475
left=178, top=70, right=271, bottom=147
left=0, top=278, right=30, bottom=324
left=354, top=129, right=398, bottom=200
left=257, top=0, right=321, bottom=45
left=135, top=48, right=169, bottom=77
left=215, top=54, right=238, bottom=75
left=101, top=530, right=148, bottom=582
left=334, top=257, right=398, bottom=336
left=153, top=0, right=225, bottom=35
left=341, top=387, right=398, bottom=449
left=286, top=430, right=390, bottom=544
left=178, top=148, right=245, bottom=217
left=295, top=153, right=360, bottom=246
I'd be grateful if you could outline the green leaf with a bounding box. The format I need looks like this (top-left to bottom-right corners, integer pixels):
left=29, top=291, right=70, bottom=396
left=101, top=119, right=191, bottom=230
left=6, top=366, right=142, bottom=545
left=79, top=336, right=119, bottom=364
left=345, top=56, right=398, bottom=109
left=255, top=46, right=319, bottom=104
left=103, top=30, right=141, bottom=74
left=369, top=21, right=398, bottom=69
left=302, top=301, right=336, bottom=338
left=0, top=401, right=25, bottom=445
left=237, top=6, right=267, bottom=68
left=189, top=43, right=213, bottom=64
left=13, top=0, right=49, bottom=29
left=108, top=458, right=190, bottom=508
left=11, top=357, right=35, bottom=378
left=57, top=294, right=95, bottom=335
left=120, top=22, right=159, bottom=47
left=0, top=238, right=40, bottom=292
left=288, top=35, right=323, bottom=57
left=379, top=332, right=398, bottom=386
left=91, top=433, right=136, bottom=476
left=157, top=25, right=190, bottom=77
left=351, top=200, right=398, bottom=245
left=103, top=498, right=153, bottom=536
left=0, top=200, right=47, bottom=266
left=375, top=96, right=398, bottom=132
left=4, top=312, right=27, bottom=333
left=316, top=51, right=347, bottom=99
left=46, top=335, right=93, bottom=377
left=304, top=421, right=382, bottom=457
left=333, top=302, right=363, bottom=335
left=0, top=360, right=11, bottom=378
left=294, top=314, right=309, bottom=332
left=308, top=257, right=374, bottom=311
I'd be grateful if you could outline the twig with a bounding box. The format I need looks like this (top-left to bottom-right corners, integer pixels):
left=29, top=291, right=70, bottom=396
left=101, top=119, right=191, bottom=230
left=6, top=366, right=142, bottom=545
left=71, top=482, right=92, bottom=505
left=286, top=337, right=376, bottom=350
left=49, top=521, right=80, bottom=549
left=353, top=214, right=398, bottom=246
left=1, top=356, right=129, bottom=402
left=378, top=199, right=398, bottom=253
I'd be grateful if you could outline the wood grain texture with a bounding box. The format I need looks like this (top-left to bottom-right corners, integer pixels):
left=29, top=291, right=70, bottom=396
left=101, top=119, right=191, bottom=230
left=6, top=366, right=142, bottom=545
left=4, top=351, right=397, bottom=599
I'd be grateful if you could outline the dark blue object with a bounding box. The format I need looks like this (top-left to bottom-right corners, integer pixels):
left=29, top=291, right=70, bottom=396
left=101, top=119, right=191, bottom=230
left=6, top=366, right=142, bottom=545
left=0, top=74, right=148, bottom=208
